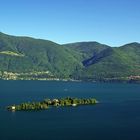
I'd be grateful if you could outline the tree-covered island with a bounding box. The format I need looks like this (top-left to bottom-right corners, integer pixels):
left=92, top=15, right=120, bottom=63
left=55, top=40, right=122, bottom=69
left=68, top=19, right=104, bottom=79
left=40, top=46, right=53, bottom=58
left=7, top=97, right=98, bottom=111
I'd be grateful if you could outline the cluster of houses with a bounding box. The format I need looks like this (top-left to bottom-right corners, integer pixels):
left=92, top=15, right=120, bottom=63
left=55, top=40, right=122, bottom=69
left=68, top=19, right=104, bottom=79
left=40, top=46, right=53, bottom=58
left=48, top=99, right=77, bottom=107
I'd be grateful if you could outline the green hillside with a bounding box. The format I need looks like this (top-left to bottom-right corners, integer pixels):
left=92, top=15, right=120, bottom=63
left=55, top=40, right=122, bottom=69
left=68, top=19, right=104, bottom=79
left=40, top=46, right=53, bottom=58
left=0, top=32, right=82, bottom=78
left=69, top=42, right=140, bottom=81
left=0, top=32, right=140, bottom=82
left=64, top=42, right=109, bottom=59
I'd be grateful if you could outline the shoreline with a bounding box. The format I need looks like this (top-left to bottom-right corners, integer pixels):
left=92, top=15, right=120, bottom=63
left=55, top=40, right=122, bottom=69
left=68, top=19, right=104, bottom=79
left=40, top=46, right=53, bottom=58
left=0, top=78, right=140, bottom=84
left=0, top=71, right=140, bottom=83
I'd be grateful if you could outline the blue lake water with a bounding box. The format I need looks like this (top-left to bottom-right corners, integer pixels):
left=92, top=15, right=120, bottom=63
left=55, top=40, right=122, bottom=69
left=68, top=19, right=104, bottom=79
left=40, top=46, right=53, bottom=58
left=0, top=81, right=140, bottom=140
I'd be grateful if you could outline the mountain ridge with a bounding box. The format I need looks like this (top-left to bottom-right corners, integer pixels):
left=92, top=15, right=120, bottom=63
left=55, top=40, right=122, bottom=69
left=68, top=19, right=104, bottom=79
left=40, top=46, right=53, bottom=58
left=0, top=32, right=140, bottom=82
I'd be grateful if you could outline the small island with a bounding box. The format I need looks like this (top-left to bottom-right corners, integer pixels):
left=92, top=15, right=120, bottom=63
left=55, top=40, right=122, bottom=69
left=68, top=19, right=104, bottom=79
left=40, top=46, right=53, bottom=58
left=7, top=97, right=98, bottom=111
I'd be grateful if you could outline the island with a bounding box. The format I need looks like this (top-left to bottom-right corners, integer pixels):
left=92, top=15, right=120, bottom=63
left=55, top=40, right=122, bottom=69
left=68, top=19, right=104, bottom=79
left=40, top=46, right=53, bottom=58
left=7, top=97, right=98, bottom=111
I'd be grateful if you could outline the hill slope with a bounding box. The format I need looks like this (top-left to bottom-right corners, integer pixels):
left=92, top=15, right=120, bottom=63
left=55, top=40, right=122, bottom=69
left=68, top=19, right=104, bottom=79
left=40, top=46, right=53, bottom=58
left=66, top=42, right=140, bottom=81
left=0, top=32, right=140, bottom=82
left=0, top=32, right=82, bottom=79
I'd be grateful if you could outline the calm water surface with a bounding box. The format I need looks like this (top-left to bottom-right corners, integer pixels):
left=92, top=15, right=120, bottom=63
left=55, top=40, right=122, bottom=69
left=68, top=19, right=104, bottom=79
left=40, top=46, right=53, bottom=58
left=0, top=81, right=140, bottom=140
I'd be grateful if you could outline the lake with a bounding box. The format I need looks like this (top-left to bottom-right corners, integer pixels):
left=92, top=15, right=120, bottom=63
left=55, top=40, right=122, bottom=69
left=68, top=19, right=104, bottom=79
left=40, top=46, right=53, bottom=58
left=0, top=81, right=140, bottom=140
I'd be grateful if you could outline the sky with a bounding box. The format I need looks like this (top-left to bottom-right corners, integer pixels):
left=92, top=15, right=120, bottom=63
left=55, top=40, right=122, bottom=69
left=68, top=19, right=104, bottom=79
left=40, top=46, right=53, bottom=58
left=0, top=0, right=140, bottom=46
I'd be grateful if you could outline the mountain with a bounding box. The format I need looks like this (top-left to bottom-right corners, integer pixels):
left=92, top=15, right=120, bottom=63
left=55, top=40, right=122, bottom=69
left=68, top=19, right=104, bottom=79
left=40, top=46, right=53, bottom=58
left=67, top=42, right=140, bottom=81
left=0, top=32, right=140, bottom=82
left=0, top=32, right=82, bottom=79
left=63, top=42, right=109, bottom=59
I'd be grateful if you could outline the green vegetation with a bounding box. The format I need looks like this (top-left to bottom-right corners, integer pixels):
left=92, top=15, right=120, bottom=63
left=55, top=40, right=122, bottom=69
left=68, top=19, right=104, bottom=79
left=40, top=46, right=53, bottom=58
left=64, top=41, right=109, bottom=59
left=0, top=32, right=82, bottom=79
left=66, top=42, right=140, bottom=82
left=0, top=32, right=140, bottom=82
left=7, top=97, right=98, bottom=111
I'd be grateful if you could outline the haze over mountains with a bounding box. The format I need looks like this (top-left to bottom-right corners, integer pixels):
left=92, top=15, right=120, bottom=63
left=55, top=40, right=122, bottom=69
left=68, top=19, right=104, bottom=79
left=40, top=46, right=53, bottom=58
left=0, top=32, right=140, bottom=81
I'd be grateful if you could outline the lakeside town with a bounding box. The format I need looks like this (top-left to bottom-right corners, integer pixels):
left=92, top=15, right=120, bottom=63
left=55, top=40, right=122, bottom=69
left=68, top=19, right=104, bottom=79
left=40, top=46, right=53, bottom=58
left=0, top=71, right=140, bottom=83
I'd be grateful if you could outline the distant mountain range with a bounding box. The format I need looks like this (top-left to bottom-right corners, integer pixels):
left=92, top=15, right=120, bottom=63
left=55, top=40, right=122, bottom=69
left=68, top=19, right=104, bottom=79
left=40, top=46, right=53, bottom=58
left=0, top=32, right=140, bottom=82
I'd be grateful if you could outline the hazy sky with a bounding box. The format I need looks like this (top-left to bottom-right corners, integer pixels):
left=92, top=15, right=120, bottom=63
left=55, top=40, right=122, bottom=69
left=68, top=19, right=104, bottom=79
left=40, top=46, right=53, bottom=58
left=0, top=0, right=140, bottom=46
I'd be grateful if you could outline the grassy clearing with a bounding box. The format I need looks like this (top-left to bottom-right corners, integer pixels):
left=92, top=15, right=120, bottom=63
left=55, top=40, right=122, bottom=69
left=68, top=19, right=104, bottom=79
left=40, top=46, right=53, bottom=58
left=0, top=51, right=24, bottom=57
